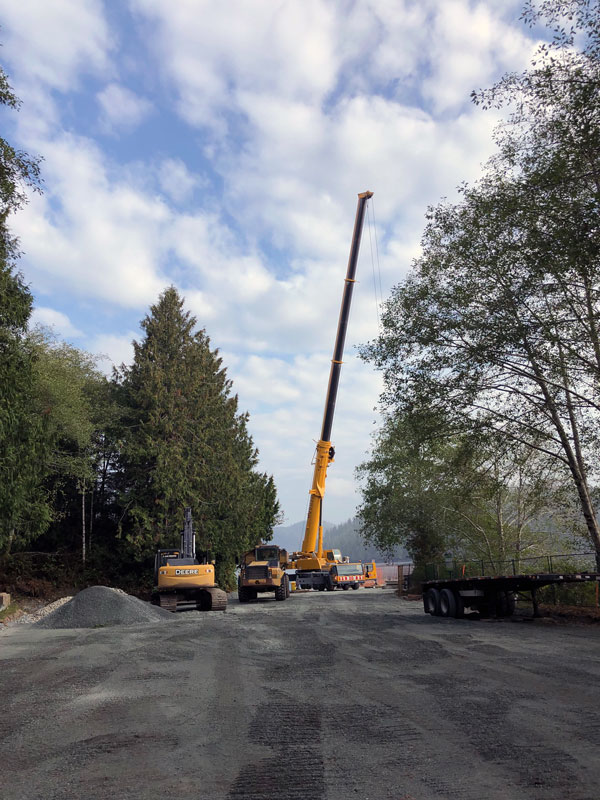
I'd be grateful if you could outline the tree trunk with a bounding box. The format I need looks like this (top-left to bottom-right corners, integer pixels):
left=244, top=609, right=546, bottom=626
left=89, top=486, right=94, bottom=554
left=82, top=487, right=86, bottom=565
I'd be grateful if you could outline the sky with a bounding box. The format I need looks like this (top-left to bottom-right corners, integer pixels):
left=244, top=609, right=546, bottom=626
left=0, top=0, right=542, bottom=526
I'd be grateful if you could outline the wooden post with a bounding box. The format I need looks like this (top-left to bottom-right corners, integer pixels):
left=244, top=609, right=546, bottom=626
left=398, top=564, right=404, bottom=594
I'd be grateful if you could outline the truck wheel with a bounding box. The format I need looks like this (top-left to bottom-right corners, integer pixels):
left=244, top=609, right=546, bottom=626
left=439, top=588, right=457, bottom=618
left=326, top=581, right=335, bottom=592
left=342, top=584, right=349, bottom=590
left=318, top=585, right=325, bottom=591
left=505, top=592, right=516, bottom=616
left=351, top=583, right=359, bottom=590
left=495, top=590, right=509, bottom=617
left=424, top=588, right=440, bottom=615
left=238, top=586, right=250, bottom=603
left=238, top=586, right=257, bottom=603
left=455, top=591, right=465, bottom=618
left=275, top=580, right=287, bottom=601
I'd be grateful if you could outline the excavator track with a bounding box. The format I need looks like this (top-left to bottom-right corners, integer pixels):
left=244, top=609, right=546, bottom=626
left=157, top=592, right=179, bottom=613
left=204, top=587, right=228, bottom=611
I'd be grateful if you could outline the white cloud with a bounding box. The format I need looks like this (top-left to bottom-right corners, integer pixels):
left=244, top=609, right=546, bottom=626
left=12, top=133, right=170, bottom=308
left=2, top=0, right=545, bottom=523
left=30, top=307, right=83, bottom=339
left=91, top=332, right=137, bottom=374
left=1, top=0, right=112, bottom=91
left=97, top=83, right=153, bottom=132
left=158, top=158, right=203, bottom=204
left=131, top=0, right=339, bottom=129
left=226, top=350, right=383, bottom=522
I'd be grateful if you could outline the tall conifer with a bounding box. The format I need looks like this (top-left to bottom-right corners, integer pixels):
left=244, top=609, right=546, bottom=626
left=117, top=287, right=280, bottom=587
left=0, top=65, right=45, bottom=552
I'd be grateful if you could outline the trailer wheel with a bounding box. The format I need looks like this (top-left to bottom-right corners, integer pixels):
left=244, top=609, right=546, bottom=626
left=454, top=591, right=464, bottom=618
left=317, top=584, right=325, bottom=591
left=326, top=581, right=335, bottom=592
left=342, top=584, right=349, bottom=590
left=495, top=590, right=509, bottom=617
left=351, top=583, right=359, bottom=590
left=424, top=588, right=440, bottom=615
left=439, top=588, right=457, bottom=618
left=505, top=591, right=516, bottom=616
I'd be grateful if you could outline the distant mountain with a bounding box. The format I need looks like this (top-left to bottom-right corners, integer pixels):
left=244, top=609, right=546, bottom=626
left=272, top=519, right=333, bottom=554
left=273, top=517, right=409, bottom=562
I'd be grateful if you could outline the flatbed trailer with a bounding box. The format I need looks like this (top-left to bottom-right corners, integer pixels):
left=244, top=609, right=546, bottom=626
left=422, top=571, right=600, bottom=619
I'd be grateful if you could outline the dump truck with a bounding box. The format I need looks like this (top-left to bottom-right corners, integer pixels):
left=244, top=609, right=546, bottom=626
left=238, top=544, right=290, bottom=602
left=151, top=508, right=228, bottom=612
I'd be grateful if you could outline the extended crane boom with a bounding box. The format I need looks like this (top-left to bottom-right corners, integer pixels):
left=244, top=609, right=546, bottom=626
left=294, top=190, right=373, bottom=577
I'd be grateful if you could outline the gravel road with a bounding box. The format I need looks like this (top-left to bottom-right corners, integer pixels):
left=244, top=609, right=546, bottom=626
left=1, top=589, right=599, bottom=800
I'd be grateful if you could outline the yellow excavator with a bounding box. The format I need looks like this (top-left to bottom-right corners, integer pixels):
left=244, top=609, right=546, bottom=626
left=290, top=190, right=373, bottom=591
left=151, top=508, right=228, bottom=612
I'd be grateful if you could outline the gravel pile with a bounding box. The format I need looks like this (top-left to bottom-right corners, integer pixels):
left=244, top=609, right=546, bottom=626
left=34, top=586, right=173, bottom=629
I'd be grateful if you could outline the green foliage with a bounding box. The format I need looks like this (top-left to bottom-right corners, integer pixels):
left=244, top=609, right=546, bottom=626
left=357, top=405, right=573, bottom=570
left=0, top=65, right=46, bottom=553
left=356, top=408, right=452, bottom=566
left=116, top=287, right=281, bottom=587
left=361, top=2, right=600, bottom=568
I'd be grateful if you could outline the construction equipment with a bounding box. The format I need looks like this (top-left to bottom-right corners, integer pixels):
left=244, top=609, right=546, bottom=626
left=362, top=561, right=377, bottom=587
left=151, top=508, right=228, bottom=612
left=290, top=191, right=373, bottom=590
left=238, top=544, right=290, bottom=602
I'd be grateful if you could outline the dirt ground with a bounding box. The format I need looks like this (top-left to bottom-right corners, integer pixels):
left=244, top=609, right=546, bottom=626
left=1, top=589, right=599, bottom=800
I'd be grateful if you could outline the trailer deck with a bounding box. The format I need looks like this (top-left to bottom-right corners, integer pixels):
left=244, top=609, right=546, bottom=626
left=422, top=571, right=600, bottom=618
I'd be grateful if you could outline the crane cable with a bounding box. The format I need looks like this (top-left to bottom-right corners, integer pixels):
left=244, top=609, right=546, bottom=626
left=366, top=197, right=383, bottom=330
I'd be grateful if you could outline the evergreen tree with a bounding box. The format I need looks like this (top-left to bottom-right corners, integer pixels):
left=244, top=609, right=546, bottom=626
left=116, top=287, right=280, bottom=588
left=0, top=64, right=44, bottom=552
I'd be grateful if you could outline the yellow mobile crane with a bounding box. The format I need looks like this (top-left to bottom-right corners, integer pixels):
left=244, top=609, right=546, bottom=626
left=291, top=191, right=373, bottom=591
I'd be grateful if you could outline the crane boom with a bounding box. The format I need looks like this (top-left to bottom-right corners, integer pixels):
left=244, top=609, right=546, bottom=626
left=299, top=190, right=373, bottom=560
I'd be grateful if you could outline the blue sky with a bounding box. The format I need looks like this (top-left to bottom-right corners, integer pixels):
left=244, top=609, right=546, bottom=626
left=1, top=0, right=541, bottom=526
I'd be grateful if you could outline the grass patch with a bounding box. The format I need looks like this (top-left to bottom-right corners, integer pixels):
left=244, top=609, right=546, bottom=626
left=0, top=602, right=20, bottom=622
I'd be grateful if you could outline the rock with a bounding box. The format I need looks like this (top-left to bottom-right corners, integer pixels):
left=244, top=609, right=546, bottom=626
left=35, top=586, right=173, bottom=629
